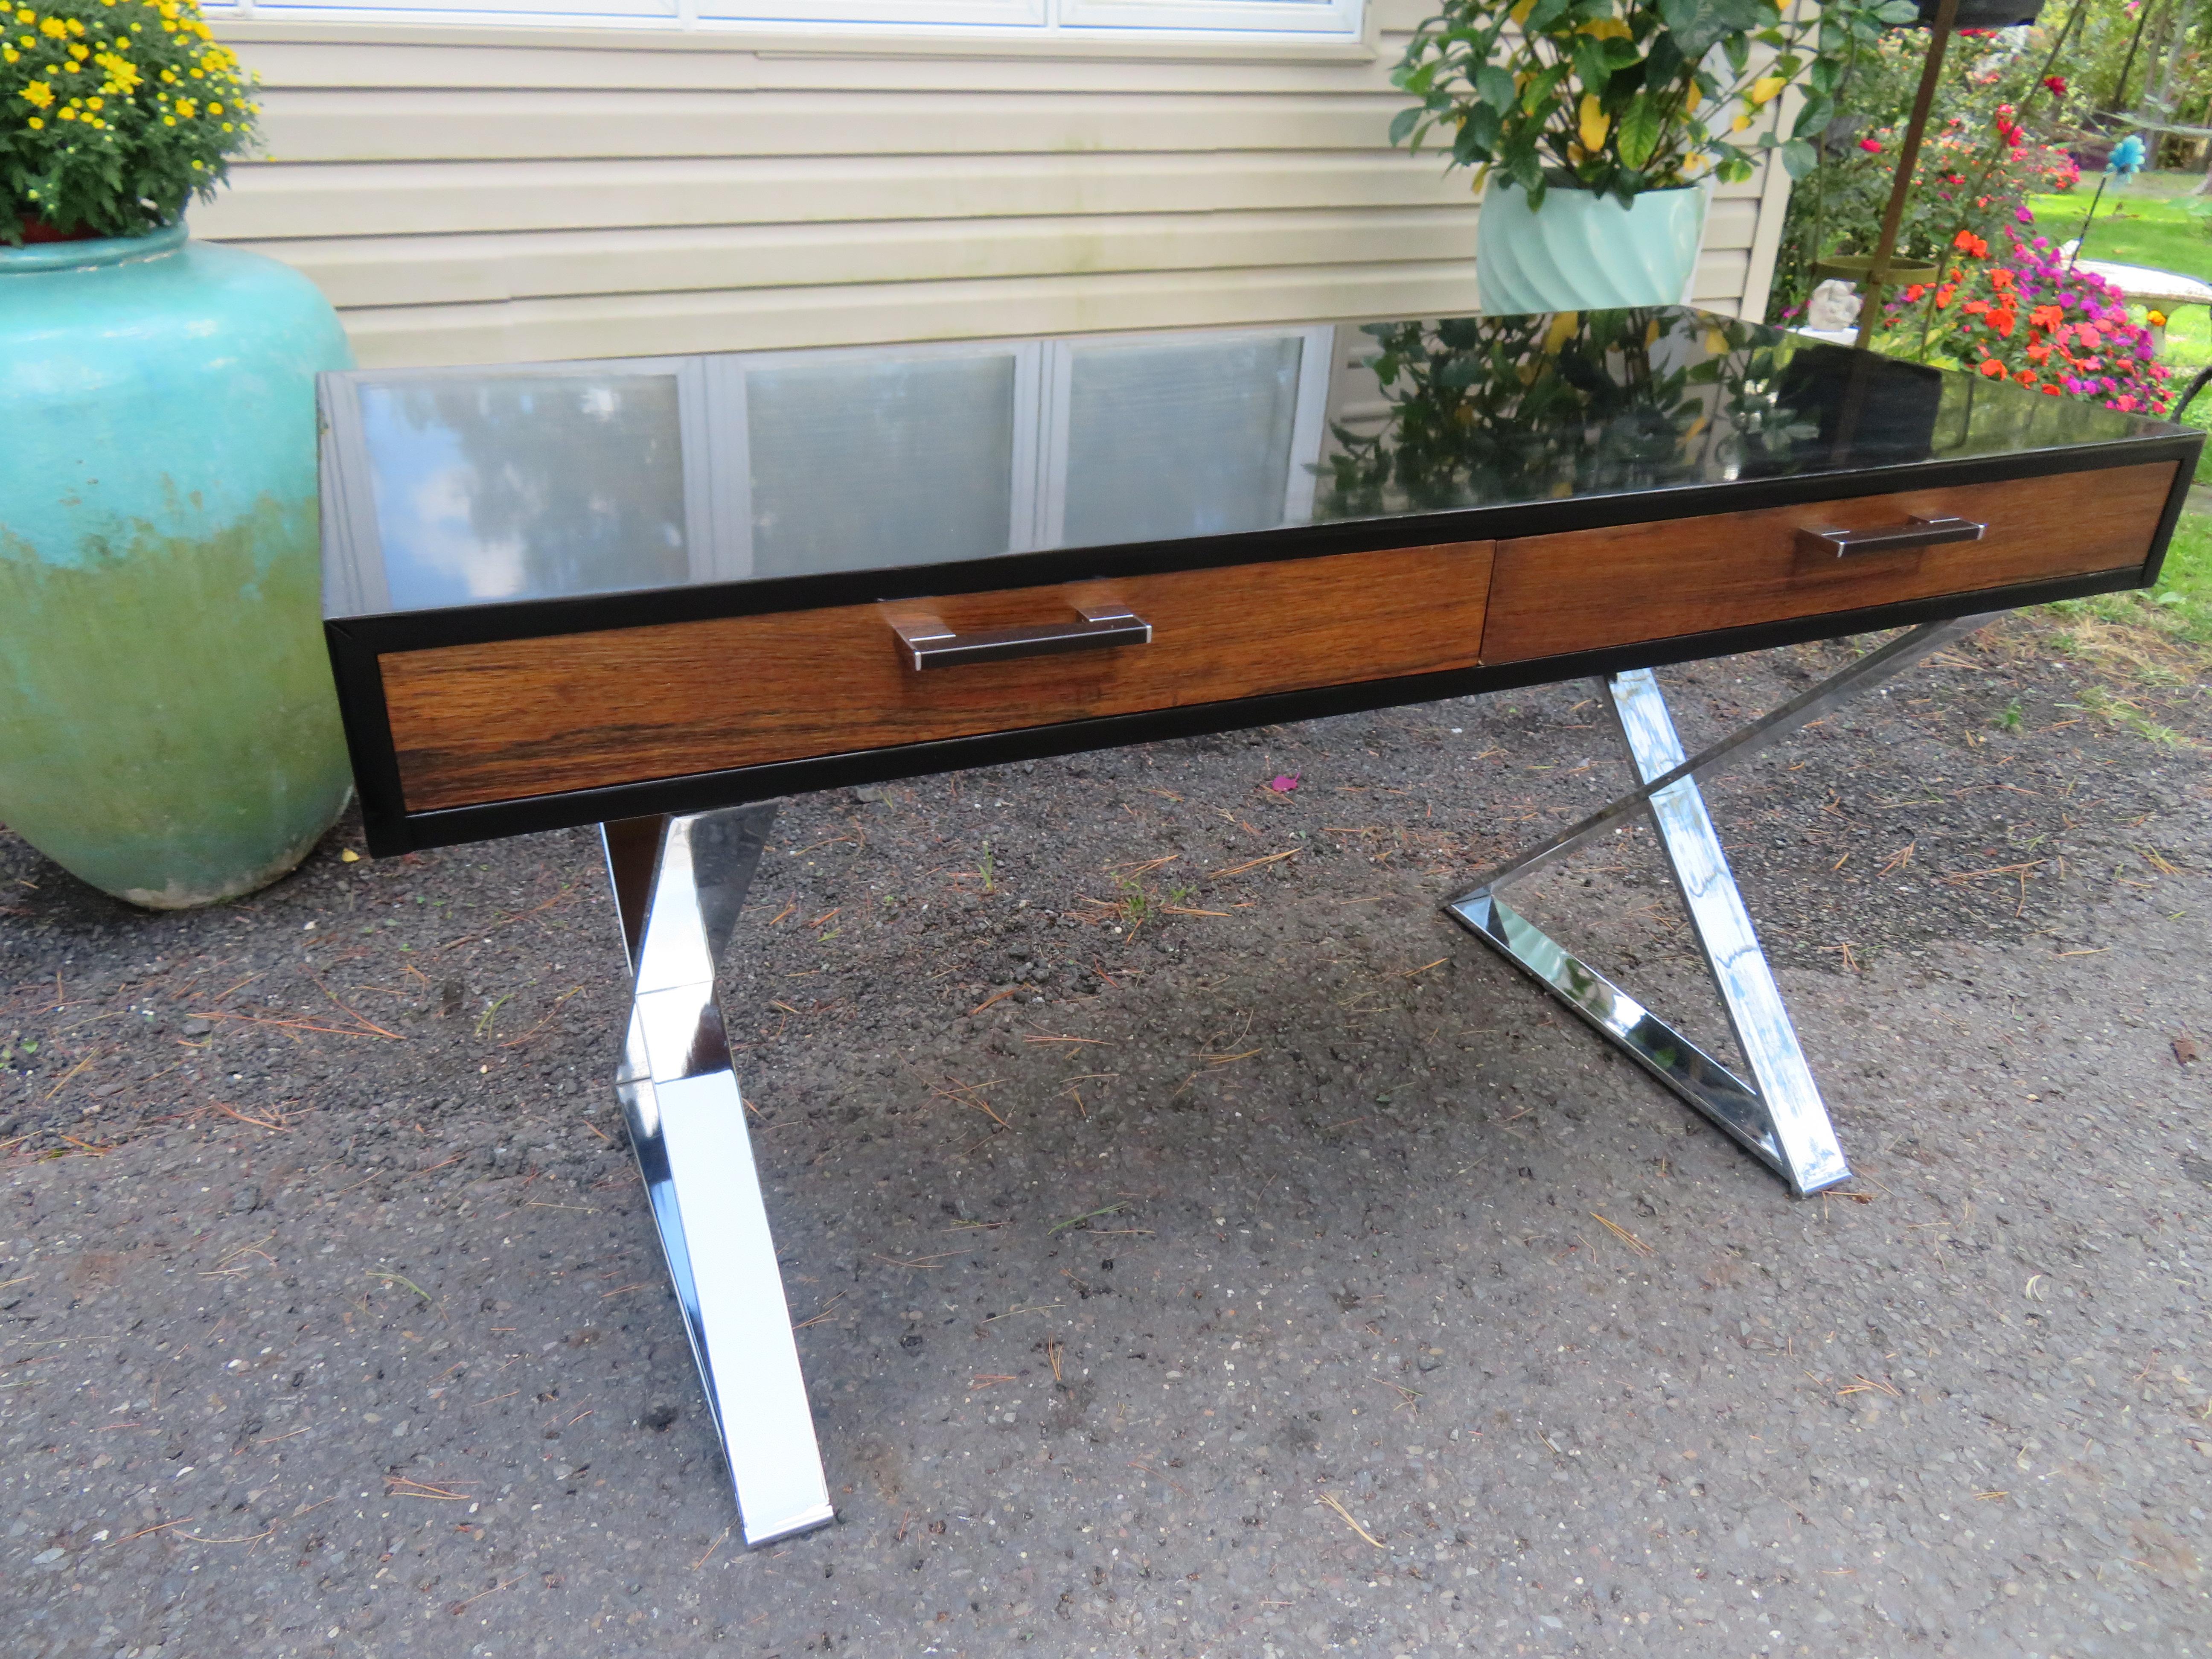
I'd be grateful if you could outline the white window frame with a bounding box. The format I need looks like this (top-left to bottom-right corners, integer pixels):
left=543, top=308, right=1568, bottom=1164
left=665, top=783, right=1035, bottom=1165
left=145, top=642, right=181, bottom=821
left=705, top=336, right=1048, bottom=583
left=1035, top=324, right=1334, bottom=547
left=209, top=0, right=1362, bottom=43
left=322, top=324, right=1340, bottom=613
left=320, top=355, right=714, bottom=617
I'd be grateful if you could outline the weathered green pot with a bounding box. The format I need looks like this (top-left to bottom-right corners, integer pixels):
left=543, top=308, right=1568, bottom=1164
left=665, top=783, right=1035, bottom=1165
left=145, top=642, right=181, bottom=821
left=0, top=222, right=355, bottom=908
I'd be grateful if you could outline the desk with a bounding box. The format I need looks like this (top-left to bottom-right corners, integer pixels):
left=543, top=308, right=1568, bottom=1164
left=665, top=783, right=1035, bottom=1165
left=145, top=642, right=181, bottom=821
left=317, top=307, right=2196, bottom=1544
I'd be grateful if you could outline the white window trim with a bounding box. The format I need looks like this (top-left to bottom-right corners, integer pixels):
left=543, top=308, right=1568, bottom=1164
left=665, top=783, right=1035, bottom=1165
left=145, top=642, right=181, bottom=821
left=320, top=325, right=1340, bottom=612
left=208, top=0, right=1367, bottom=47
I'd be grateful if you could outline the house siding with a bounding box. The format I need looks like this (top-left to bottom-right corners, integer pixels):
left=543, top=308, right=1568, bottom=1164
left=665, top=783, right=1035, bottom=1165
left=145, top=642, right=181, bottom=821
left=201, top=4, right=1785, bottom=367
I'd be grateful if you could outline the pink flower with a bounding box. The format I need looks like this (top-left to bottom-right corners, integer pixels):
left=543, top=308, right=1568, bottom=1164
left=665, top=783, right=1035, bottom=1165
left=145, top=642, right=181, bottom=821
left=1860, top=137, right=1883, bottom=153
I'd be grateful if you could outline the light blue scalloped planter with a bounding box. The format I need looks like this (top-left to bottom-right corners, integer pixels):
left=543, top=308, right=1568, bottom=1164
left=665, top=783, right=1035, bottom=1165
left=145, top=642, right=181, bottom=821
left=0, top=222, right=356, bottom=908
left=1476, top=180, right=1710, bottom=314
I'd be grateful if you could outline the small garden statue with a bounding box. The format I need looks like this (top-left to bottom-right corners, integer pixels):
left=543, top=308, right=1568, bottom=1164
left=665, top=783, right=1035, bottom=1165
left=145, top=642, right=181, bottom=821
left=1804, top=279, right=1863, bottom=332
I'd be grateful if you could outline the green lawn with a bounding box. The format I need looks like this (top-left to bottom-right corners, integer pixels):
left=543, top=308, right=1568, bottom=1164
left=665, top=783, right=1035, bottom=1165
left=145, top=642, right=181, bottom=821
left=2027, top=169, right=2212, bottom=283
left=2023, top=172, right=2212, bottom=478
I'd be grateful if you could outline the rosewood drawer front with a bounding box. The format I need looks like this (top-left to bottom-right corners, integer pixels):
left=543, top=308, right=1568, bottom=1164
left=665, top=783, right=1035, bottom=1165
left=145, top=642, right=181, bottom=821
left=380, top=540, right=1496, bottom=813
left=1480, top=461, right=2178, bottom=664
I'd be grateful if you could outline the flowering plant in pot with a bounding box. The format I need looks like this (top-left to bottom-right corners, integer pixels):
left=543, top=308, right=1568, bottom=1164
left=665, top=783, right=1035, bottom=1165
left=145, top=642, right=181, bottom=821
left=2, top=0, right=356, bottom=909
left=2, top=0, right=259, bottom=243
left=1391, top=0, right=1918, bottom=313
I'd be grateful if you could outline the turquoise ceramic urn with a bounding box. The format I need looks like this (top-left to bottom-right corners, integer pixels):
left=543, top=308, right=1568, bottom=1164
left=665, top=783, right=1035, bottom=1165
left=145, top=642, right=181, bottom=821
left=0, top=223, right=355, bottom=908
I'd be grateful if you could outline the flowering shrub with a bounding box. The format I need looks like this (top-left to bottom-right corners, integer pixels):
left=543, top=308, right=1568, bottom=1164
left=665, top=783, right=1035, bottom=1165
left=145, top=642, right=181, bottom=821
left=1, top=0, right=257, bottom=244
left=1893, top=230, right=2172, bottom=416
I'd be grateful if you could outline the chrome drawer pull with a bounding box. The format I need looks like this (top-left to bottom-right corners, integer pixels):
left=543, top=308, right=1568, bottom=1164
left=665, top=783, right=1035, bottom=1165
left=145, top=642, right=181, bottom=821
left=1796, top=515, right=1986, bottom=558
left=891, top=604, right=1152, bottom=671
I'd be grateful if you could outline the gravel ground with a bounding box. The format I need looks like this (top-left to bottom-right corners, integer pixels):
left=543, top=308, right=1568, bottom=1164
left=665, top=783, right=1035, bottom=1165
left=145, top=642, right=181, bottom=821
left=2, top=617, right=2208, bottom=1659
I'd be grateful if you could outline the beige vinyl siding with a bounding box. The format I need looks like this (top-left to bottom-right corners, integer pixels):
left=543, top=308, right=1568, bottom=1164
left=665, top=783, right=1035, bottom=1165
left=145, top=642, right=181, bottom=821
left=202, top=3, right=1787, bottom=368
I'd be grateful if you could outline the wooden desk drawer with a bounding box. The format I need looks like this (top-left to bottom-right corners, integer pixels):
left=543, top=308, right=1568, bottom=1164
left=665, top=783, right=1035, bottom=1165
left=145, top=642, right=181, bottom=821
left=381, top=540, right=1495, bottom=813
left=1480, top=461, right=2177, bottom=665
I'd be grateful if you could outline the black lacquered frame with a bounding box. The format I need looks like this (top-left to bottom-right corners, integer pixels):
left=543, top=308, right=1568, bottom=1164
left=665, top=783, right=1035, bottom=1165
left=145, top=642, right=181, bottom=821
left=326, top=434, right=2199, bottom=856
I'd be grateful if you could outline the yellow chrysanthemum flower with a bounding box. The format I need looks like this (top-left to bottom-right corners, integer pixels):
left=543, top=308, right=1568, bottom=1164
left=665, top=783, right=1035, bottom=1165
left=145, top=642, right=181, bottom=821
left=25, top=113, right=41, bottom=127
left=38, top=12, right=64, bottom=31
left=19, top=76, right=52, bottom=105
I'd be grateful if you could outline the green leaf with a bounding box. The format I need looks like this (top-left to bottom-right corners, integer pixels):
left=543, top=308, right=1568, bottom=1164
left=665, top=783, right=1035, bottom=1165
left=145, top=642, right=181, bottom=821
left=1522, top=62, right=1568, bottom=116
left=1388, top=107, right=1424, bottom=147
left=1723, top=34, right=1750, bottom=73
left=1778, top=137, right=1819, bottom=178
left=1574, top=36, right=1614, bottom=98
left=1476, top=63, right=1517, bottom=109
left=1792, top=93, right=1834, bottom=139
left=1616, top=91, right=1662, bottom=170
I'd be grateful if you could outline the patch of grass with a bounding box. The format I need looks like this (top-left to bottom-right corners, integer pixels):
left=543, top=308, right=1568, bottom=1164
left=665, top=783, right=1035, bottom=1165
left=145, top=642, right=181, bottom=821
left=2029, top=171, right=2212, bottom=285
left=2042, top=507, right=2212, bottom=654
left=2078, top=685, right=2187, bottom=747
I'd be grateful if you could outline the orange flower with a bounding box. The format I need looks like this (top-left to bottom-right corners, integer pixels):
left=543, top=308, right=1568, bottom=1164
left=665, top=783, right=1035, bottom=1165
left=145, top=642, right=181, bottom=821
left=1988, top=268, right=2016, bottom=291
left=1954, top=230, right=1990, bottom=257
left=1935, top=285, right=1956, bottom=309
left=1978, top=358, right=2006, bottom=378
left=2029, top=303, right=2064, bottom=331
left=1988, top=309, right=2017, bottom=338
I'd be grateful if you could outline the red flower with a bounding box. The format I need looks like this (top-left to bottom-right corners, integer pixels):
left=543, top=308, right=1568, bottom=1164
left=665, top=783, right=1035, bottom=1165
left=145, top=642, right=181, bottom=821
left=2043, top=76, right=2067, bottom=95
left=1978, top=359, right=2006, bottom=378
left=1859, top=137, right=1883, bottom=153
left=2041, top=384, right=2062, bottom=396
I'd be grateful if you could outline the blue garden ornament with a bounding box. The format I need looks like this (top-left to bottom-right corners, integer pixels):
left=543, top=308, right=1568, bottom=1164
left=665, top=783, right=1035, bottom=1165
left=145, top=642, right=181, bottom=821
left=2108, top=134, right=2147, bottom=181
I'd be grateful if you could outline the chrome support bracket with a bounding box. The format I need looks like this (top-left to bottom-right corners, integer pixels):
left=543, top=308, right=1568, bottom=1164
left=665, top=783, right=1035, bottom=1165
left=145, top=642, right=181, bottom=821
left=1447, top=616, right=1998, bottom=1197
left=601, top=805, right=835, bottom=1547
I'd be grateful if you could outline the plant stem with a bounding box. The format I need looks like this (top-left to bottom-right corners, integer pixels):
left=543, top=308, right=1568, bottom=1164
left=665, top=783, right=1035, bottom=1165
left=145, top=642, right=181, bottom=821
left=1854, top=0, right=1961, bottom=352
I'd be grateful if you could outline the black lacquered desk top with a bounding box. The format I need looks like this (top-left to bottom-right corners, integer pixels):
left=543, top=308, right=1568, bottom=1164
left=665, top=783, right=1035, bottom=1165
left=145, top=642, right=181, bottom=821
left=316, top=307, right=2198, bottom=853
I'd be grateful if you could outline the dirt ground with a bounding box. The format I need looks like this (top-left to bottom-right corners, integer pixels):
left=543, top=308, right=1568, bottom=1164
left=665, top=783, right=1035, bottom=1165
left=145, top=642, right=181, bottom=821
left=2, top=613, right=2208, bottom=1659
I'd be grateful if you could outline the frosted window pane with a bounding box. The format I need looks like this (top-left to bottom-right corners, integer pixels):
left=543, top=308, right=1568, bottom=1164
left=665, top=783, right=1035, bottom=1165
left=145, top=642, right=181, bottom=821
left=1062, top=336, right=1302, bottom=547
left=359, top=374, right=688, bottom=611
left=746, top=355, right=1016, bottom=577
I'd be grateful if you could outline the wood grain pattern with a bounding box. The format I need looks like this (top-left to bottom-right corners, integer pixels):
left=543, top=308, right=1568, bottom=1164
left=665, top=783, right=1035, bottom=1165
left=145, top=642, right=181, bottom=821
left=1481, top=462, right=2177, bottom=665
left=381, top=541, right=1495, bottom=812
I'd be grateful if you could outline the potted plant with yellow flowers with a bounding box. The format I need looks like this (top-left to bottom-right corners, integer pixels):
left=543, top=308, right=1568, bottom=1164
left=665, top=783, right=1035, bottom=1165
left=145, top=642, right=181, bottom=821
left=2, top=0, right=355, bottom=909
left=1391, top=0, right=1918, bottom=313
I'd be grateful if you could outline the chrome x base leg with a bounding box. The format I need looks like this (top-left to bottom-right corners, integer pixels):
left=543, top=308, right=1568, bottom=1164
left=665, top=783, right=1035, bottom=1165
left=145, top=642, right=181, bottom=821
left=1447, top=616, right=1997, bottom=1196
left=601, top=805, right=834, bottom=1546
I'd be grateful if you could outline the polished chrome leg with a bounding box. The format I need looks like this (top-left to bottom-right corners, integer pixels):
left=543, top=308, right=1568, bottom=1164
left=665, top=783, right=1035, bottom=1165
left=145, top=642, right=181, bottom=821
left=602, top=805, right=835, bottom=1546
left=1447, top=618, right=1997, bottom=1196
